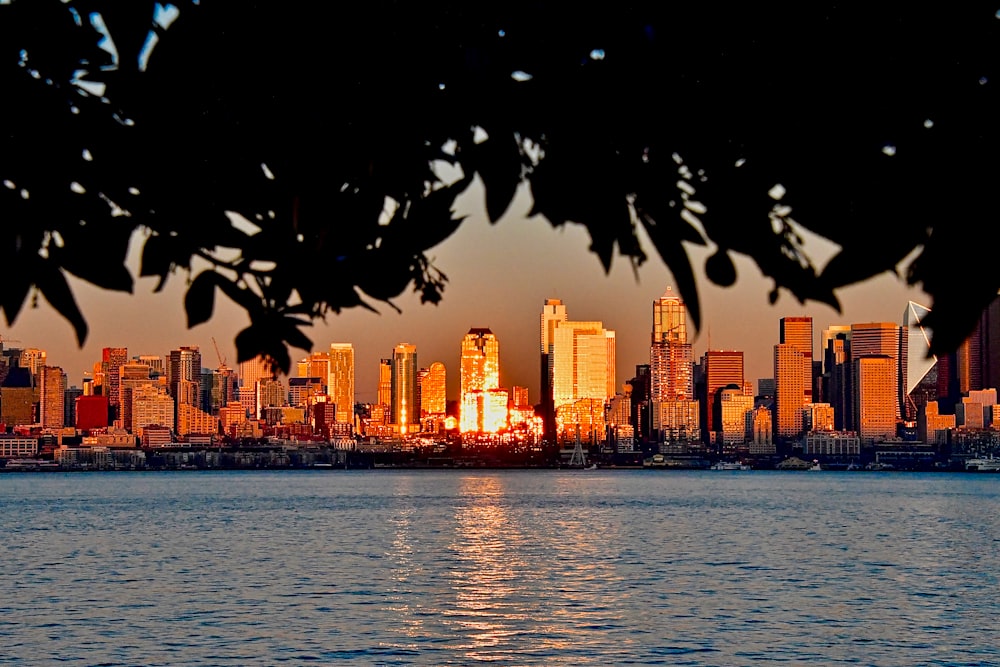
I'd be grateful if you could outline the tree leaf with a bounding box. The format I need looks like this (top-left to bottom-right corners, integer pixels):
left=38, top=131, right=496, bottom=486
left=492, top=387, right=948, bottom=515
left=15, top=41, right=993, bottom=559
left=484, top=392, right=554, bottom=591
left=34, top=264, right=88, bottom=345
left=184, top=270, right=218, bottom=328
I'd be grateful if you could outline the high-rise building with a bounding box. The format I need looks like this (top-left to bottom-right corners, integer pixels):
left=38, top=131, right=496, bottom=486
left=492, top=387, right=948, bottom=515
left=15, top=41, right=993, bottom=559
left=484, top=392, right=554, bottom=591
left=979, top=296, right=1000, bottom=391
left=779, top=317, right=813, bottom=404
left=119, top=362, right=154, bottom=432
left=850, top=322, right=906, bottom=421
left=377, top=358, right=393, bottom=409
left=39, top=365, right=66, bottom=428
left=135, top=354, right=165, bottom=377
left=540, top=298, right=568, bottom=441
left=20, top=348, right=46, bottom=380
left=650, top=288, right=693, bottom=401
left=648, top=288, right=697, bottom=443
left=421, top=362, right=447, bottom=417
left=774, top=343, right=805, bottom=438
left=102, top=346, right=128, bottom=418
left=718, top=385, right=753, bottom=451
left=239, top=355, right=273, bottom=390
left=853, top=354, right=897, bottom=442
left=701, top=350, right=744, bottom=439
left=168, top=346, right=202, bottom=406
left=300, top=351, right=331, bottom=394
left=132, top=383, right=175, bottom=434
left=552, top=321, right=616, bottom=408
left=391, top=343, right=418, bottom=434
left=327, top=343, right=355, bottom=424
left=460, top=328, right=506, bottom=433
left=749, top=405, right=774, bottom=455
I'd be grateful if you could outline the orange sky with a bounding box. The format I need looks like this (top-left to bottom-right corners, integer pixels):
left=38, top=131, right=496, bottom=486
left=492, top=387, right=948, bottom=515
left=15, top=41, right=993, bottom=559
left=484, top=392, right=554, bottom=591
left=4, top=181, right=931, bottom=403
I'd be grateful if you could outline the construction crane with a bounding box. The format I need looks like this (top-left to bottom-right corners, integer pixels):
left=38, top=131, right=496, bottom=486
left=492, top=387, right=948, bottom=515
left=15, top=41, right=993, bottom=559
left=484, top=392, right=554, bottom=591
left=211, top=336, right=228, bottom=369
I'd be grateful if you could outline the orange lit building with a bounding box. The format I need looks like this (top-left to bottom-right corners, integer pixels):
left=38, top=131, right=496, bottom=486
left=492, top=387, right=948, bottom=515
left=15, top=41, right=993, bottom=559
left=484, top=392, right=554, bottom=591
left=460, top=329, right=506, bottom=433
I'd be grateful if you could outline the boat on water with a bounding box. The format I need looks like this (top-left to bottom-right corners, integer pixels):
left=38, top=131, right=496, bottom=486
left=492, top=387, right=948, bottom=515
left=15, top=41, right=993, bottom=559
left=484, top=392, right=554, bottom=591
left=710, top=461, right=751, bottom=470
left=965, top=456, right=1000, bottom=472
left=808, top=460, right=823, bottom=471
left=3, top=458, right=59, bottom=471
left=643, top=454, right=668, bottom=468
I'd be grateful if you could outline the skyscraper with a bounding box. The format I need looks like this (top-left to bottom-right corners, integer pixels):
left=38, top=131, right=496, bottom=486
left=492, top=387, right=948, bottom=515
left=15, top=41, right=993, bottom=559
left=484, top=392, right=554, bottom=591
left=540, top=298, right=568, bottom=441
left=649, top=288, right=697, bottom=444
left=39, top=365, right=66, bottom=428
left=327, top=343, right=355, bottom=424
left=774, top=343, right=805, bottom=438
left=850, top=322, right=906, bottom=421
left=420, top=362, right=447, bottom=417
left=102, top=346, right=128, bottom=419
left=377, top=358, right=392, bottom=409
left=853, top=354, right=897, bottom=442
left=779, top=317, right=813, bottom=404
left=701, top=350, right=744, bottom=440
left=460, top=328, right=505, bottom=433
left=238, top=355, right=272, bottom=420
left=650, top=287, right=693, bottom=401
left=551, top=318, right=616, bottom=442
left=391, top=343, right=418, bottom=434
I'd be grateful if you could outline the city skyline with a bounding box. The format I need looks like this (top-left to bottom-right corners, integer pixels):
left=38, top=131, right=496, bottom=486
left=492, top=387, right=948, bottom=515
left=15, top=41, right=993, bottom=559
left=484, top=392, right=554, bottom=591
left=1, top=184, right=933, bottom=402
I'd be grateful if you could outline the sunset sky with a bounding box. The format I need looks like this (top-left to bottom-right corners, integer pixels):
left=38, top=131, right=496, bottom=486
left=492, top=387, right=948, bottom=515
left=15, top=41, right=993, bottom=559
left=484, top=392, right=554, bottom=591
left=4, top=181, right=930, bottom=403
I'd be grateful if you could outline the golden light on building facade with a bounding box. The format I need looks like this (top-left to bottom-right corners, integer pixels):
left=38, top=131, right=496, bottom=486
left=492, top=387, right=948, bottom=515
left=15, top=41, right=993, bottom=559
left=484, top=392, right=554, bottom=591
left=460, top=328, right=507, bottom=434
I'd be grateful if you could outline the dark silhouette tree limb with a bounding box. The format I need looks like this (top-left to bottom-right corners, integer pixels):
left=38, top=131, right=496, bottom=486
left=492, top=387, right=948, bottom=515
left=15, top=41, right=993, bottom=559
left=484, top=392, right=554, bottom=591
left=2, top=1, right=998, bottom=372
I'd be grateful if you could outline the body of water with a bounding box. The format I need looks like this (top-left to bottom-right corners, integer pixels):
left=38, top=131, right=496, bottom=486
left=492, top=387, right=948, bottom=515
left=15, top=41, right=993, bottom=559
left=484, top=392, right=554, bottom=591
left=0, top=470, right=997, bottom=666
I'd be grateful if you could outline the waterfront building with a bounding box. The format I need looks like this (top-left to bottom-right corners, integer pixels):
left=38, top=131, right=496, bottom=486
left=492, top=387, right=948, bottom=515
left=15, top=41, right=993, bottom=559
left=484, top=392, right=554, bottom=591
left=328, top=343, right=355, bottom=424
left=803, top=431, right=861, bottom=458
left=0, top=435, right=38, bottom=458
left=853, top=354, right=897, bottom=443
left=391, top=343, right=418, bottom=434
left=39, top=365, right=66, bottom=428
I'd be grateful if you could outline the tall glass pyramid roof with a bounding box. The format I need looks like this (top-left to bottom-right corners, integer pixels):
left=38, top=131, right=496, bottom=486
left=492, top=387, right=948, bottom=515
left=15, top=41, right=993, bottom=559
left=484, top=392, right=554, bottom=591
left=903, top=301, right=935, bottom=395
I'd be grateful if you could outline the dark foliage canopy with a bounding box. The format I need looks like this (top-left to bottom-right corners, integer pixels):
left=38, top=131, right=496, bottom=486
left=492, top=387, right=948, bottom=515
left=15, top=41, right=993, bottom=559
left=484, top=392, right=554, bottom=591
left=2, top=2, right=998, bottom=372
